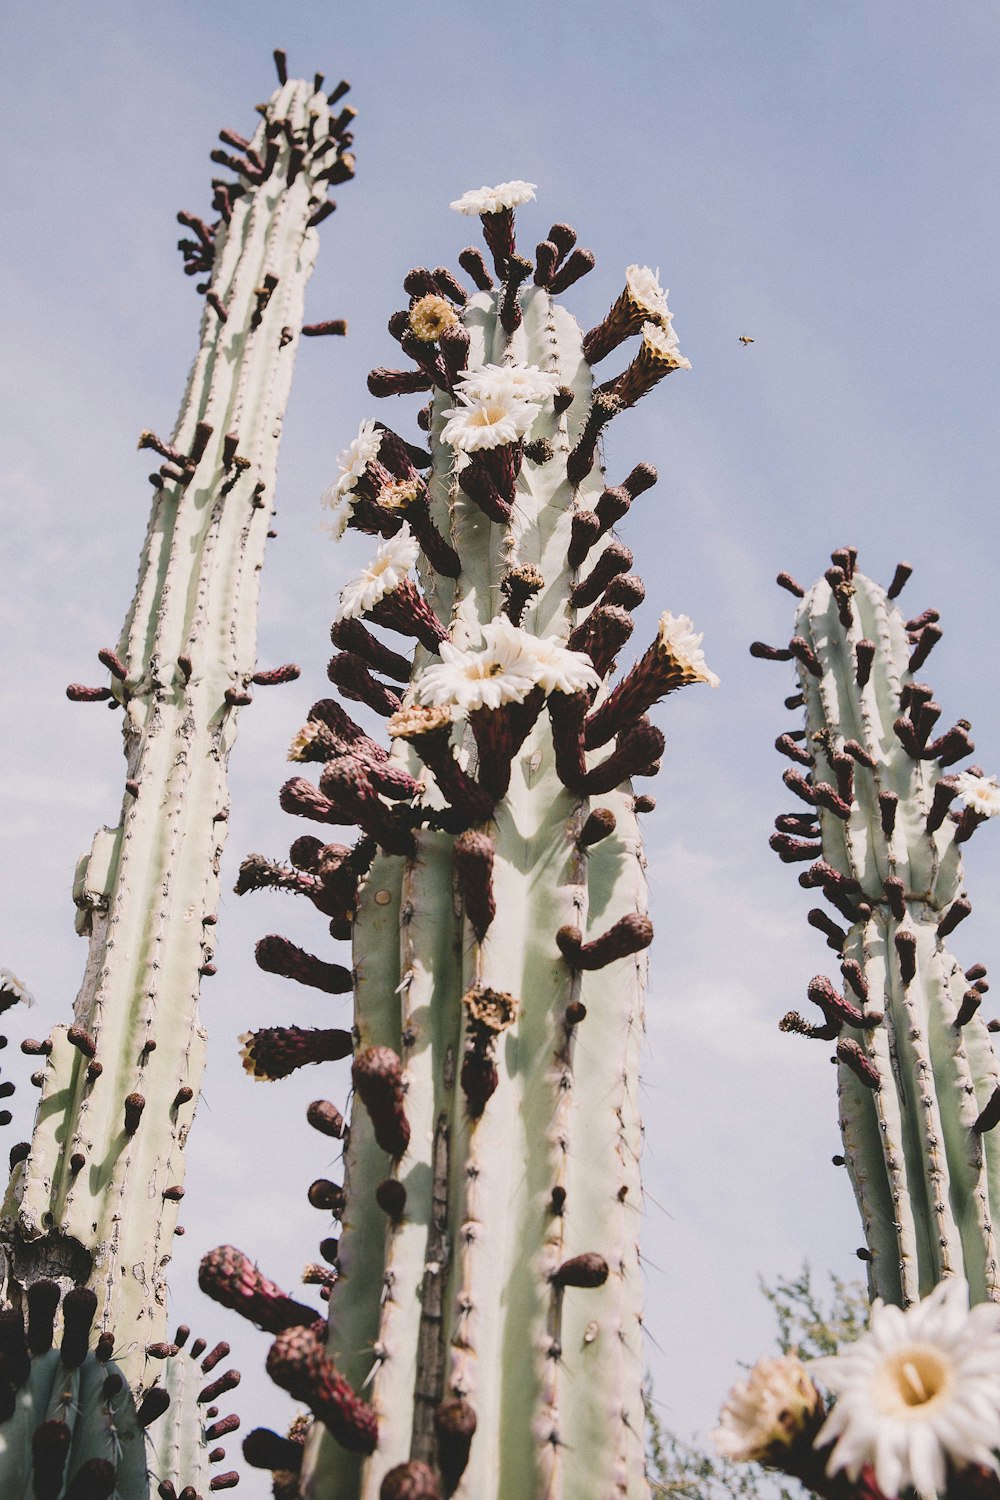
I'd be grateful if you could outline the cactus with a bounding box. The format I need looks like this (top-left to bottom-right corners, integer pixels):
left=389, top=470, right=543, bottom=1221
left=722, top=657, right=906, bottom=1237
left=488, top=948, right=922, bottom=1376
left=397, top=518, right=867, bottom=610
left=757, top=549, right=1000, bottom=1307
left=0, top=1283, right=150, bottom=1498
left=213, top=185, right=716, bottom=1498
left=0, top=50, right=355, bottom=1404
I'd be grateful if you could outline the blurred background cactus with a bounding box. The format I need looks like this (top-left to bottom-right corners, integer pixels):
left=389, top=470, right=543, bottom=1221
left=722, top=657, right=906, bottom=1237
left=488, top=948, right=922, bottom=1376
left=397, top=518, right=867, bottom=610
left=0, top=48, right=354, bottom=1495
left=755, top=551, right=1000, bottom=1308
left=202, top=183, right=715, bottom=1498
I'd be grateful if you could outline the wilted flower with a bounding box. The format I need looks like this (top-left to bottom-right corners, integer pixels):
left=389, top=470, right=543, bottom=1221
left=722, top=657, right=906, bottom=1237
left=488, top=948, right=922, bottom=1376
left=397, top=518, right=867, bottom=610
left=955, top=771, right=1000, bottom=818
left=450, top=180, right=537, bottom=216
left=810, top=1277, right=1000, bottom=1500
left=712, top=1354, right=822, bottom=1463
left=334, top=525, right=421, bottom=620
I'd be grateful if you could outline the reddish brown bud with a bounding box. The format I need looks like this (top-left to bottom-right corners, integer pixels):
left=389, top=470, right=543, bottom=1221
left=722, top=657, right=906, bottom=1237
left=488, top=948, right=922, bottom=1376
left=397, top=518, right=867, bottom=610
left=556, top=913, right=653, bottom=970
left=894, top=929, right=917, bottom=985
left=307, top=1100, right=345, bottom=1138
left=199, top=1245, right=319, bottom=1333
left=266, top=1322, right=377, bottom=1453
left=453, top=831, right=495, bottom=942
left=60, top=1287, right=98, bottom=1367
left=789, top=636, right=822, bottom=678
left=242, top=1427, right=304, bottom=1472
left=123, top=1093, right=145, bottom=1135
left=67, top=684, right=114, bottom=702
left=375, top=1178, right=407, bottom=1220
left=255, top=934, right=353, bottom=994
left=352, top=1047, right=410, bottom=1158
left=240, top=1026, right=353, bottom=1081
left=435, top=1398, right=477, bottom=1496
left=308, top=1180, right=346, bottom=1214
left=198, top=1368, right=241, bottom=1405
left=837, top=1038, right=880, bottom=1090
left=552, top=1252, right=609, bottom=1288
left=855, top=639, right=876, bottom=687
left=974, top=1087, right=1000, bottom=1135
left=579, top=808, right=616, bottom=847
left=26, top=1280, right=60, bottom=1354
left=380, top=1461, right=441, bottom=1499
left=460, top=1052, right=498, bottom=1119
left=938, top=897, right=972, bottom=939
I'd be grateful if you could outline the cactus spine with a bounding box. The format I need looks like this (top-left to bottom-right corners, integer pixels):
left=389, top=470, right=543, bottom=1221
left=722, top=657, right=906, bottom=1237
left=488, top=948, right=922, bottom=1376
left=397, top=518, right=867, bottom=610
left=759, top=551, right=1000, bottom=1307
left=0, top=57, right=355, bottom=1406
left=216, top=194, right=713, bottom=1498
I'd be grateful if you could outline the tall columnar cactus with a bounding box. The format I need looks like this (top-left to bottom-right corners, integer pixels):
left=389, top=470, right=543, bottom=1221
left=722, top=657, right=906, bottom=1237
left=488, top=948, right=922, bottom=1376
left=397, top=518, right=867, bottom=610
left=205, top=183, right=717, bottom=1499
left=755, top=549, right=1000, bottom=1308
left=0, top=50, right=355, bottom=1399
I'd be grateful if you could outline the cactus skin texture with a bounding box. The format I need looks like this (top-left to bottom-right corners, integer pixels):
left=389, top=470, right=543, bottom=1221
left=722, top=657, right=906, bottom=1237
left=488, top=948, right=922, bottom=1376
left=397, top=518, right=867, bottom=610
left=0, top=1284, right=149, bottom=1497
left=221, top=194, right=711, bottom=1498
left=0, top=60, right=354, bottom=1399
left=760, top=550, right=1000, bottom=1307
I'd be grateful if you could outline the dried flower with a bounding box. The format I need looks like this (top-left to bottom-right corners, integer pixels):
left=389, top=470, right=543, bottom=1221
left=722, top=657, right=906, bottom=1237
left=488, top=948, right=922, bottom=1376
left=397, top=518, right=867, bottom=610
left=334, top=525, right=421, bottom=620
left=450, top=181, right=537, bottom=216
left=409, top=295, right=459, bottom=343
left=712, top=1354, right=822, bottom=1463
left=810, top=1277, right=1000, bottom=1500
left=955, top=771, right=1000, bottom=818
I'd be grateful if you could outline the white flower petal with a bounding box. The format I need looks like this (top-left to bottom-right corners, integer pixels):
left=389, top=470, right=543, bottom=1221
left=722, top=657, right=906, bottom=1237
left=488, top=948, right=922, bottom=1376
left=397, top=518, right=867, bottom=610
left=456, top=361, right=561, bottom=406
left=956, top=771, right=1000, bottom=817
left=441, top=391, right=540, bottom=452
left=450, top=180, right=537, bottom=216
left=323, top=419, right=383, bottom=507
left=334, top=524, right=420, bottom=620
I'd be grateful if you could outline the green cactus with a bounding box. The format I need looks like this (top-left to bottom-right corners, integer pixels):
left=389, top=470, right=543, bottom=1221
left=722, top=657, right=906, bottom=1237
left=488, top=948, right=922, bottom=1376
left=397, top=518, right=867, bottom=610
left=757, top=550, right=1000, bottom=1308
left=207, top=185, right=717, bottom=1498
left=0, top=1283, right=150, bottom=1499
left=0, top=51, right=355, bottom=1407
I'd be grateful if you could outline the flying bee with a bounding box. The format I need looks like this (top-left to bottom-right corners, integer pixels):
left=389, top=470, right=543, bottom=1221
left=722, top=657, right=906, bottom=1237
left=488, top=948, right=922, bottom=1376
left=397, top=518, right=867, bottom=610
left=739, top=335, right=754, bottom=346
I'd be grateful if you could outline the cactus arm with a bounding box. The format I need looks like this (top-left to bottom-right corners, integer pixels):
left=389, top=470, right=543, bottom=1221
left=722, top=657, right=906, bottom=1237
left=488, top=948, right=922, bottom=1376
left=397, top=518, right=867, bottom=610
left=1, top=71, right=353, bottom=1394
left=763, top=557, right=1000, bottom=1305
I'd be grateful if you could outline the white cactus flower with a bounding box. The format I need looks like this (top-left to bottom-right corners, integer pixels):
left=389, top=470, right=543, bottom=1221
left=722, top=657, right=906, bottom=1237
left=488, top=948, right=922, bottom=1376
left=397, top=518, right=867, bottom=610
left=810, top=1277, right=1000, bottom=1500
left=625, top=264, right=673, bottom=323
left=658, top=612, right=720, bottom=687
left=0, top=967, right=34, bottom=1007
left=640, top=318, right=691, bottom=372
left=321, top=419, right=383, bottom=507
left=955, top=771, right=1000, bottom=818
left=450, top=180, right=537, bottom=216
left=441, top=391, right=540, bottom=452
left=529, top=636, right=600, bottom=696
left=712, top=1354, right=821, bottom=1463
left=456, top=362, right=561, bottom=406
left=334, top=524, right=421, bottom=620
left=416, top=617, right=540, bottom=713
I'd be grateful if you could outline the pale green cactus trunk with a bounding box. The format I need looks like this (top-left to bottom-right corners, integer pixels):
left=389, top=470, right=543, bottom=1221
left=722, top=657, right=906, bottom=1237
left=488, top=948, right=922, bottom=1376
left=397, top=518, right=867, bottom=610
left=0, top=64, right=353, bottom=1401
left=213, top=202, right=708, bottom=1500
left=761, top=553, right=1000, bottom=1307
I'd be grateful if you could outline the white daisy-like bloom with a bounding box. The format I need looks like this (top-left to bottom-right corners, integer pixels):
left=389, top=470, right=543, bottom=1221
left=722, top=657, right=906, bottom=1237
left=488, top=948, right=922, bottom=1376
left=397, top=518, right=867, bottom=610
left=625, top=264, right=673, bottom=323
left=449, top=180, right=537, bottom=216
left=640, top=319, right=692, bottom=371
left=0, top=967, right=34, bottom=1007
left=955, top=771, right=1000, bottom=818
left=441, top=390, right=540, bottom=453
left=456, top=362, right=561, bottom=406
left=529, top=635, right=600, bottom=696
left=712, top=1354, right=821, bottom=1463
left=321, top=419, right=383, bottom=508
left=334, top=524, right=420, bottom=621
left=415, top=616, right=541, bottom=713
left=810, top=1277, right=1000, bottom=1500
left=658, top=612, right=720, bottom=687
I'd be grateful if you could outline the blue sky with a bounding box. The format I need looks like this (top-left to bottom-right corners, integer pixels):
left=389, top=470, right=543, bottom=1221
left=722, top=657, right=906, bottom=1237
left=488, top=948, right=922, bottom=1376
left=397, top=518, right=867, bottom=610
left=3, top=3, right=1000, bottom=1491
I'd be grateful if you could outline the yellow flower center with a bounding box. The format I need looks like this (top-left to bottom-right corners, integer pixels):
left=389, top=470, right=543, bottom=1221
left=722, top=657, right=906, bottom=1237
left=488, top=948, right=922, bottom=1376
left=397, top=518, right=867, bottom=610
left=471, top=403, right=509, bottom=428
left=876, top=1344, right=953, bottom=1417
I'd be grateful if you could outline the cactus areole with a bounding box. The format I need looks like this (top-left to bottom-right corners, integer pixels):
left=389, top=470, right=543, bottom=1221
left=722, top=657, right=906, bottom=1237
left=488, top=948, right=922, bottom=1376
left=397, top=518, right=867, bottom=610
left=0, top=61, right=354, bottom=1405
left=224, top=182, right=715, bottom=1498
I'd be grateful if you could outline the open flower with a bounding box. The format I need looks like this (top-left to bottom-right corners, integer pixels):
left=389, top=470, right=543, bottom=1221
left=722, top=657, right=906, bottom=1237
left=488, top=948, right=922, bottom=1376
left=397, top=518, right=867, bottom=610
left=529, top=636, right=600, bottom=696
left=409, top=295, right=459, bottom=343
left=658, top=612, right=720, bottom=688
left=334, top=525, right=420, bottom=620
left=450, top=180, right=537, bottom=216
left=0, top=967, right=34, bottom=1008
left=639, top=318, right=691, bottom=372
left=810, top=1277, right=1000, bottom=1500
left=955, top=772, right=1000, bottom=818
left=712, top=1354, right=822, bottom=1463
left=441, top=390, right=540, bottom=453
left=624, top=264, right=673, bottom=324
left=320, top=419, right=383, bottom=536
left=415, top=617, right=540, bottom=713
left=456, top=362, right=561, bottom=406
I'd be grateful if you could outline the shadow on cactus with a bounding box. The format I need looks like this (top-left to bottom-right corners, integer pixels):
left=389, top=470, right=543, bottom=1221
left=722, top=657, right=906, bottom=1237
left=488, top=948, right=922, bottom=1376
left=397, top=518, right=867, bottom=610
left=208, top=179, right=718, bottom=1499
